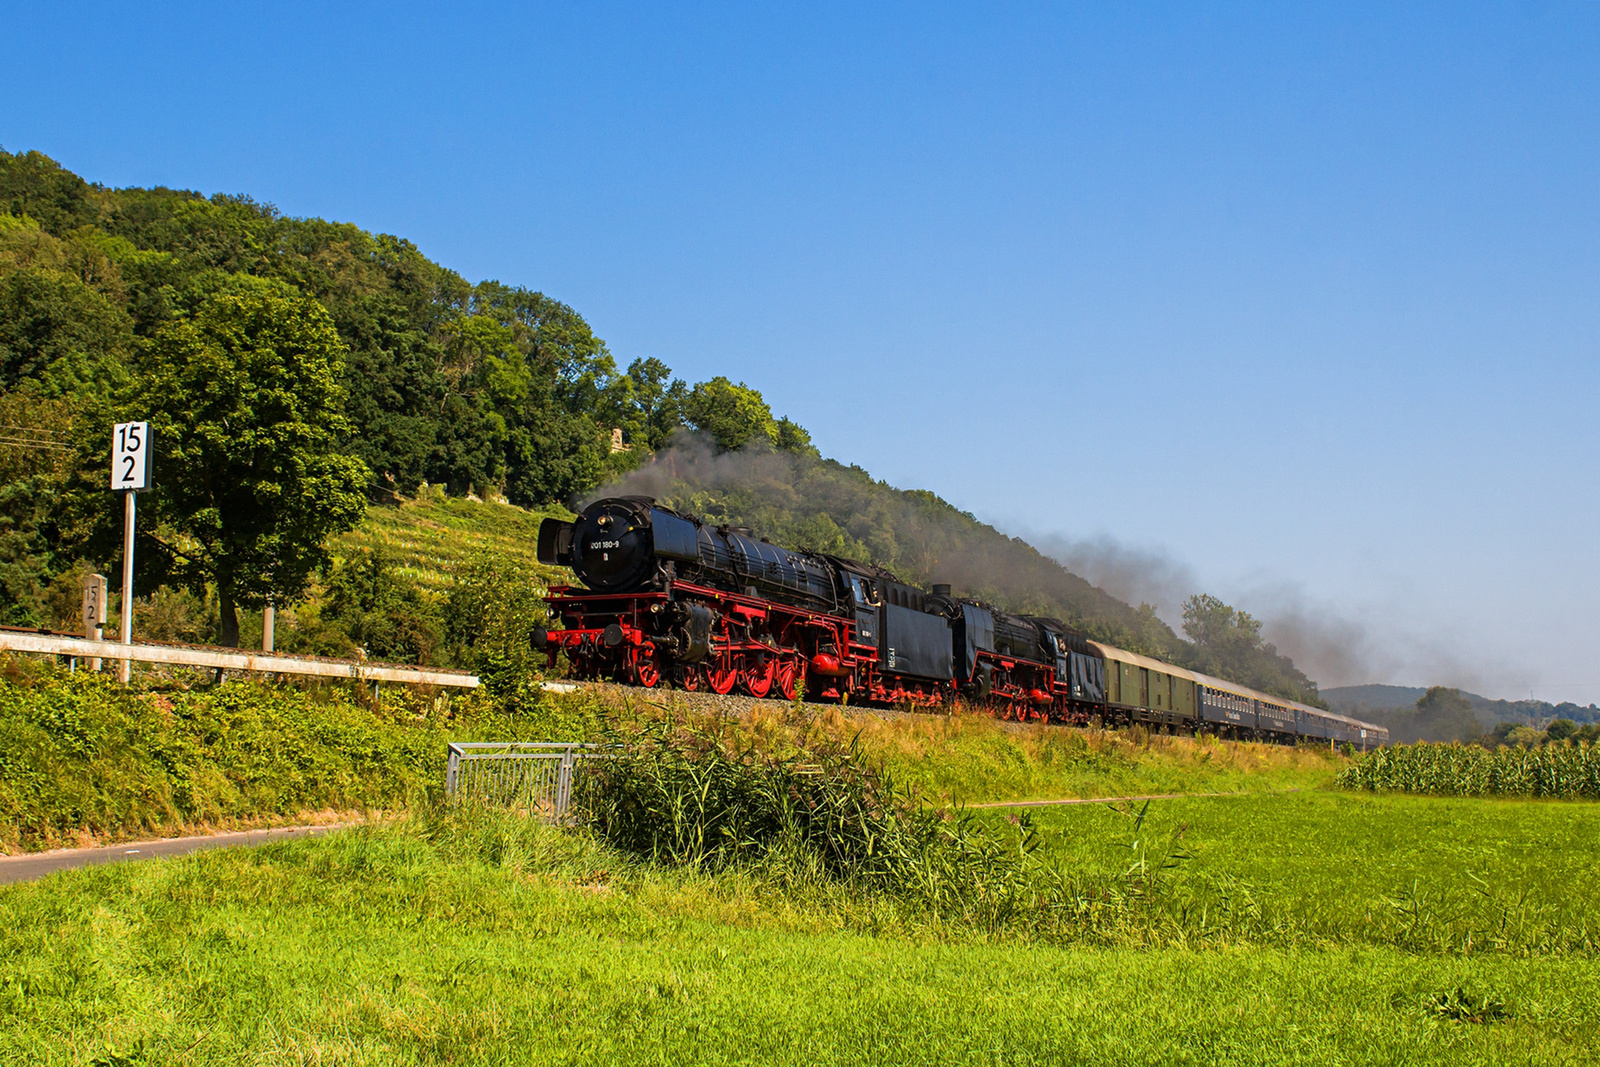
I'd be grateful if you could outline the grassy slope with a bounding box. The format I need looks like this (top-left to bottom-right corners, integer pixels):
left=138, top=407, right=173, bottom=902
left=577, top=686, right=1346, bottom=803
left=845, top=711, right=1342, bottom=803
left=0, top=666, right=603, bottom=853
left=0, top=662, right=1345, bottom=853
left=2, top=806, right=1596, bottom=1065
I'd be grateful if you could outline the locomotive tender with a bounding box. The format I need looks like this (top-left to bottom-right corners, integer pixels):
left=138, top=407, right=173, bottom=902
left=535, top=496, right=1388, bottom=748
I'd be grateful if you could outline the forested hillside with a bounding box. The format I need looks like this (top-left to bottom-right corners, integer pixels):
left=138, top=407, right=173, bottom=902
left=0, top=149, right=1324, bottom=704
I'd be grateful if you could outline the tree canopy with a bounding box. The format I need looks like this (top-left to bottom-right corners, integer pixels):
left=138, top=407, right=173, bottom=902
left=1181, top=593, right=1323, bottom=706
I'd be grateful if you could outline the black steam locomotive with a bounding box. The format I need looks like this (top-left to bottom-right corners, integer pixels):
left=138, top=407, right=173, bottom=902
left=535, top=497, right=1386, bottom=747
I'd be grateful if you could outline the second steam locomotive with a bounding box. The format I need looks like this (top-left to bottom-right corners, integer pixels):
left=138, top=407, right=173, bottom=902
left=534, top=496, right=1386, bottom=747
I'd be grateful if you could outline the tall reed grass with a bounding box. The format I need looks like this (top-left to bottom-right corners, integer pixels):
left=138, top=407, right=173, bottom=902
left=575, top=715, right=1068, bottom=926
left=1339, top=742, right=1600, bottom=799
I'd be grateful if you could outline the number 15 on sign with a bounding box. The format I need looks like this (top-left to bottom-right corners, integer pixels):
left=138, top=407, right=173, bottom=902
left=112, top=421, right=150, bottom=491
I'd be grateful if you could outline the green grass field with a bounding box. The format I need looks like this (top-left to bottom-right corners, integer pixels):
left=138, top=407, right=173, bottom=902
left=1020, top=791, right=1600, bottom=953
left=3, top=792, right=1597, bottom=1065
left=4, top=647, right=1594, bottom=1064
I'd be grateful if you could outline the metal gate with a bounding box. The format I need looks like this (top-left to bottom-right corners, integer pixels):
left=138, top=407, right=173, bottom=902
left=444, top=742, right=596, bottom=820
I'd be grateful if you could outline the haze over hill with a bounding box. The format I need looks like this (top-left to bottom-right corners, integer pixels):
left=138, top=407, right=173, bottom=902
left=1323, top=684, right=1600, bottom=732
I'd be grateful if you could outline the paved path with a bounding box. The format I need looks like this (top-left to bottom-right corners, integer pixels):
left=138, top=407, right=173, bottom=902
left=0, top=824, right=354, bottom=885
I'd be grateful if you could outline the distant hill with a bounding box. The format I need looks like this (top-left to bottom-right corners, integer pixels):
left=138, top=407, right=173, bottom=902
left=1322, top=685, right=1442, bottom=716
left=1323, top=684, right=1600, bottom=730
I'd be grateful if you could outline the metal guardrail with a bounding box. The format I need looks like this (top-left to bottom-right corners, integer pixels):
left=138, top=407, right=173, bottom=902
left=444, top=742, right=599, bottom=820
left=0, top=631, right=479, bottom=688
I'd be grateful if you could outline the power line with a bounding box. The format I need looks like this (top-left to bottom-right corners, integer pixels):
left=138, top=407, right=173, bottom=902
left=0, top=435, right=69, bottom=452
left=0, top=423, right=68, bottom=436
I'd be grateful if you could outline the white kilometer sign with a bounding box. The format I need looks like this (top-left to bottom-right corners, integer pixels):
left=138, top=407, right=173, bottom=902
left=111, top=421, right=151, bottom=491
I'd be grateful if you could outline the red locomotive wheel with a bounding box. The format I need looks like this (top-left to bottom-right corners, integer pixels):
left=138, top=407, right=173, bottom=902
left=678, top=664, right=703, bottom=691
left=633, top=651, right=661, bottom=689
left=774, top=657, right=800, bottom=701
left=706, top=657, right=738, bottom=695
left=740, top=654, right=776, bottom=698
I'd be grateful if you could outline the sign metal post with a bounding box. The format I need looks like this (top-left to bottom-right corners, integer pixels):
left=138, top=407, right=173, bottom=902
left=111, top=421, right=151, bottom=684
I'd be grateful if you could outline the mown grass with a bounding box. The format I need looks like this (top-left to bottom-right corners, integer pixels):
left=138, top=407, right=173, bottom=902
left=2, top=807, right=1597, bottom=1065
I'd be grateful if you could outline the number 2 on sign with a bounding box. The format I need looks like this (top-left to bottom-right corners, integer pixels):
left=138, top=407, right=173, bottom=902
left=112, top=421, right=150, bottom=491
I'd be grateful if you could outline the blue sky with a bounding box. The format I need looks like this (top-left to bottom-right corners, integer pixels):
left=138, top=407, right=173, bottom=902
left=8, top=2, right=1598, bottom=701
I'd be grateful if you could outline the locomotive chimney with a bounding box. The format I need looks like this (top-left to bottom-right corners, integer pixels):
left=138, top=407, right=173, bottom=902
left=932, top=583, right=952, bottom=597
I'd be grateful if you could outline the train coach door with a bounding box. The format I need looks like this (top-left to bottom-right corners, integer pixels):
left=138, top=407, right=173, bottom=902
left=850, top=575, right=879, bottom=646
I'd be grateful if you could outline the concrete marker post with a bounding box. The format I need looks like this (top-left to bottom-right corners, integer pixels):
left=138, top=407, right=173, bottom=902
left=82, top=573, right=108, bottom=670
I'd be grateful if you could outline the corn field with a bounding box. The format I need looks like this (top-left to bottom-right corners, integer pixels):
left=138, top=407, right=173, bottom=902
left=1338, top=741, right=1600, bottom=798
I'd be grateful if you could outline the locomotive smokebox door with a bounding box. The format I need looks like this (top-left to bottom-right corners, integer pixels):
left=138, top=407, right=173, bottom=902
left=569, top=499, right=657, bottom=590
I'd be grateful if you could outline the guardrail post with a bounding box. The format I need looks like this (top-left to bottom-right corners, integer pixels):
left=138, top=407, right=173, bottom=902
left=556, top=746, right=575, bottom=818
left=445, top=743, right=462, bottom=801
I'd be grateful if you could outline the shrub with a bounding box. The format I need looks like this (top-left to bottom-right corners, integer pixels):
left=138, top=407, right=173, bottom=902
left=444, top=553, right=547, bottom=700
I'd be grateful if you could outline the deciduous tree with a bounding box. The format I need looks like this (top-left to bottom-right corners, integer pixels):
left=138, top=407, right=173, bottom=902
left=683, top=376, right=778, bottom=452
left=126, top=280, right=369, bottom=645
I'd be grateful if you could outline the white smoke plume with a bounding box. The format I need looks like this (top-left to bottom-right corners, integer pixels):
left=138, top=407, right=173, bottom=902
left=1038, top=534, right=1519, bottom=695
left=1030, top=534, right=1197, bottom=625
left=589, top=440, right=1507, bottom=698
